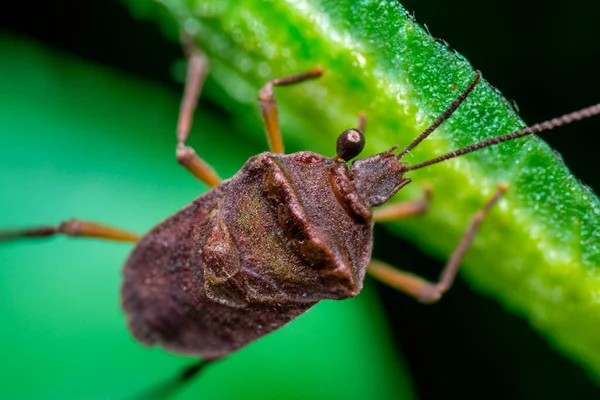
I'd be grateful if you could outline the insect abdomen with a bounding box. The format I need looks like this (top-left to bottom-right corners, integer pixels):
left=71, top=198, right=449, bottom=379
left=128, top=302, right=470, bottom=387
left=121, top=173, right=314, bottom=358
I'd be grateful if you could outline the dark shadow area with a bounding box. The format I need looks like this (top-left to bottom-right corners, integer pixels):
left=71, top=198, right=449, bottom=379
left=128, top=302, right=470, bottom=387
left=0, top=0, right=178, bottom=87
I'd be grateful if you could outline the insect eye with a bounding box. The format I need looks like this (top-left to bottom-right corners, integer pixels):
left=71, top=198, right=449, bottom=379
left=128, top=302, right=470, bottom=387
left=336, top=129, right=365, bottom=161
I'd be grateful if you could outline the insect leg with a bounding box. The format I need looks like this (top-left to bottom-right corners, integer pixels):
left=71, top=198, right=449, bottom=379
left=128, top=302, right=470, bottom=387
left=175, top=35, right=221, bottom=187
left=368, top=184, right=506, bottom=303
left=372, top=185, right=432, bottom=222
left=258, top=66, right=323, bottom=153
left=128, top=359, right=216, bottom=400
left=0, top=219, right=139, bottom=242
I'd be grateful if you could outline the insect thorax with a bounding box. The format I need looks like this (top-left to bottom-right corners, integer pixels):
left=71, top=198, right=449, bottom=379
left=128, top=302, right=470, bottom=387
left=200, top=151, right=375, bottom=307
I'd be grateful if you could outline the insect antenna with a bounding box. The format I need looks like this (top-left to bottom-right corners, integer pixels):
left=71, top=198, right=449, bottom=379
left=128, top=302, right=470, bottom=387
left=397, top=70, right=482, bottom=159
left=405, top=103, right=600, bottom=172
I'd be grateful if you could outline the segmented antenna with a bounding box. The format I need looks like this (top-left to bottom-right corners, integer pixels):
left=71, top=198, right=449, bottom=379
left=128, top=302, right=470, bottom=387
left=398, top=71, right=481, bottom=159
left=406, top=104, right=600, bottom=172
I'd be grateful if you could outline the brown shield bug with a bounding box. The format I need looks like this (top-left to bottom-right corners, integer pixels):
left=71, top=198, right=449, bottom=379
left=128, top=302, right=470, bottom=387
left=2, top=36, right=600, bottom=393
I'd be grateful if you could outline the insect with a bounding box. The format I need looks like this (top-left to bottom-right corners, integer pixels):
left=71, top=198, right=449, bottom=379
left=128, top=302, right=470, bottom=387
left=2, top=35, right=600, bottom=397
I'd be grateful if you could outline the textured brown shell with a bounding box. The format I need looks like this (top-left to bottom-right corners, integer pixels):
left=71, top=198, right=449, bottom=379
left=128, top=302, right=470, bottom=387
left=121, top=151, right=374, bottom=359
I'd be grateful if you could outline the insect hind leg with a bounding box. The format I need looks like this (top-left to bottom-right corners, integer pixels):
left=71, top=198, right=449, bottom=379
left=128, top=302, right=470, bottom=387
left=127, top=359, right=218, bottom=400
left=0, top=219, right=139, bottom=242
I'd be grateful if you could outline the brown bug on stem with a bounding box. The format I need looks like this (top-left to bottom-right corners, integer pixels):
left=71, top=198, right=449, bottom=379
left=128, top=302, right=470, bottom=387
left=2, top=37, right=600, bottom=393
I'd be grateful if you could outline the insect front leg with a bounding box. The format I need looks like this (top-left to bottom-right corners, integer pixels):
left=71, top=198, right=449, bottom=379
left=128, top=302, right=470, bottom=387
left=0, top=219, right=139, bottom=242
left=368, top=184, right=507, bottom=303
left=258, top=66, right=323, bottom=154
left=175, top=35, right=221, bottom=187
left=372, top=185, right=432, bottom=222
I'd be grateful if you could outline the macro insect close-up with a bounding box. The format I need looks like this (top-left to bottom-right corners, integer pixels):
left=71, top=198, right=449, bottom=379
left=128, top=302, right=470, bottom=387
left=2, top=0, right=600, bottom=399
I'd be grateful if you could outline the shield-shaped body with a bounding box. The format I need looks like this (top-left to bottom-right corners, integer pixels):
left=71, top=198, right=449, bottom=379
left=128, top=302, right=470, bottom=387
left=122, top=151, right=380, bottom=359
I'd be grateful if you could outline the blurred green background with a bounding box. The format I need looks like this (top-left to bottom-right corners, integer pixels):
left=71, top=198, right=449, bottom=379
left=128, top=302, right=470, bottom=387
left=1, top=0, right=600, bottom=399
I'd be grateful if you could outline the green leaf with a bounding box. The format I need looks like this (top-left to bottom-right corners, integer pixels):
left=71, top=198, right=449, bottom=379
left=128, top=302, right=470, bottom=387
left=125, top=0, right=600, bottom=380
left=0, top=36, right=414, bottom=399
